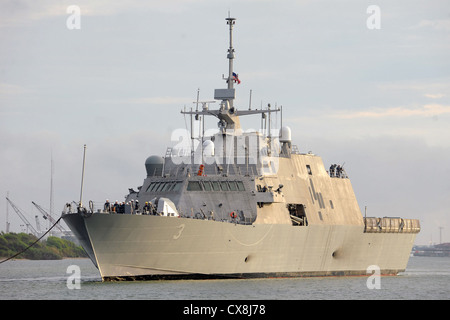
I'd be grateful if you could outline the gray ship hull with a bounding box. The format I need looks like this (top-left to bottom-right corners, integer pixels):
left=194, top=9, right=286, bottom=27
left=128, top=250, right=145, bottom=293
left=63, top=212, right=417, bottom=280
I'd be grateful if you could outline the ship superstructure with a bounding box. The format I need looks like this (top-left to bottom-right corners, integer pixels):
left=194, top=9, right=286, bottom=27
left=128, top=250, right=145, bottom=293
left=62, top=17, right=420, bottom=281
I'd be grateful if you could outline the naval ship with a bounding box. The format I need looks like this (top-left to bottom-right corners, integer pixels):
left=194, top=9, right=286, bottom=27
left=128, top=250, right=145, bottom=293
left=62, top=17, right=420, bottom=281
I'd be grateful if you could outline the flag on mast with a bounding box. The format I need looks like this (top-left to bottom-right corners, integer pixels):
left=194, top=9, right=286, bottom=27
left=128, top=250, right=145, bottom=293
left=232, top=72, right=241, bottom=84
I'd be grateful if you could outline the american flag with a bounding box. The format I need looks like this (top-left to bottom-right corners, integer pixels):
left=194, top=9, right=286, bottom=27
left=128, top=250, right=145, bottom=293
left=232, top=72, right=241, bottom=84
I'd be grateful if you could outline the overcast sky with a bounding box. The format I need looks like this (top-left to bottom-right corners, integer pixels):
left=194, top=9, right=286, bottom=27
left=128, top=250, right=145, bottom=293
left=1, top=0, right=449, bottom=245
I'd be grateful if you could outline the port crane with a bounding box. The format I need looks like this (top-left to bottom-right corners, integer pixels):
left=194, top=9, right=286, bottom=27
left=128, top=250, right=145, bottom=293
left=5, top=197, right=39, bottom=237
left=32, top=201, right=67, bottom=233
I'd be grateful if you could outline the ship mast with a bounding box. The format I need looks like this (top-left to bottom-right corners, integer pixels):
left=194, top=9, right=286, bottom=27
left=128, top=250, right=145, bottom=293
left=226, top=16, right=236, bottom=95
left=181, top=16, right=280, bottom=131
left=216, top=15, right=240, bottom=130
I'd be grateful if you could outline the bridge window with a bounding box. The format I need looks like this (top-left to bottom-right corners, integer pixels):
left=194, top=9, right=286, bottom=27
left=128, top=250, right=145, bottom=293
left=172, top=181, right=183, bottom=191
left=146, top=182, right=156, bottom=192
left=211, top=181, right=221, bottom=191
left=187, top=180, right=246, bottom=192
left=155, top=182, right=166, bottom=192
left=146, top=181, right=183, bottom=193
left=148, top=182, right=161, bottom=192
left=161, top=182, right=173, bottom=192
left=187, top=181, right=203, bottom=191
left=220, top=181, right=229, bottom=191
left=202, top=181, right=212, bottom=191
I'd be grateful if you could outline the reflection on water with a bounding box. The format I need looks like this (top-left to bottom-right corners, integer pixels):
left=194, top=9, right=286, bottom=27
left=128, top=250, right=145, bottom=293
left=0, top=256, right=449, bottom=300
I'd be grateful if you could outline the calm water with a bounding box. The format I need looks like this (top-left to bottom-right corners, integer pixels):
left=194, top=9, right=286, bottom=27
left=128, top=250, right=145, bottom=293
left=0, top=256, right=448, bottom=300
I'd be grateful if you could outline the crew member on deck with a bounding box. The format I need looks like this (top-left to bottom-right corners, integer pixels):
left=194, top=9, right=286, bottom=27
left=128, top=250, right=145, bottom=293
left=104, top=199, right=110, bottom=212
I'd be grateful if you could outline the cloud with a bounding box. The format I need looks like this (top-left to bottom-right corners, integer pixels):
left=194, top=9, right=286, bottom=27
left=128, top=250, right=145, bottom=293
left=122, top=96, right=192, bottom=105
left=0, top=1, right=63, bottom=27
left=424, top=93, right=445, bottom=99
left=0, top=82, right=32, bottom=95
left=331, top=104, right=450, bottom=119
left=416, top=19, right=450, bottom=31
left=376, top=80, right=450, bottom=94
left=93, top=96, right=192, bottom=106
left=0, top=0, right=204, bottom=27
